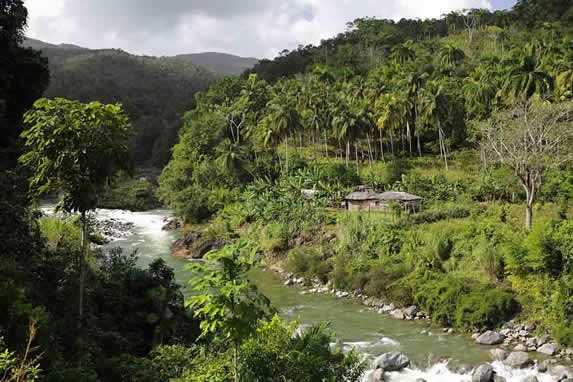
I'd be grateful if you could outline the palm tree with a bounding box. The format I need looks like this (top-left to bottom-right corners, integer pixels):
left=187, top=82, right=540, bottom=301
left=503, top=52, right=554, bottom=100
left=419, top=80, right=451, bottom=170
left=391, top=40, right=416, bottom=64
left=215, top=138, right=251, bottom=180
left=375, top=93, right=408, bottom=158
left=332, top=95, right=362, bottom=174
left=263, top=92, right=301, bottom=174
left=463, top=67, right=497, bottom=119
left=440, top=43, right=466, bottom=67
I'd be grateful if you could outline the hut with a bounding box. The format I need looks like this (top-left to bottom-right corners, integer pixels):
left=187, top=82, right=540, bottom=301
left=343, top=186, right=422, bottom=213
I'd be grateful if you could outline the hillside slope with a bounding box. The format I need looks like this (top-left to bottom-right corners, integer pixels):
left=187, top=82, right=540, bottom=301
left=23, top=39, right=217, bottom=167
left=175, top=52, right=258, bottom=75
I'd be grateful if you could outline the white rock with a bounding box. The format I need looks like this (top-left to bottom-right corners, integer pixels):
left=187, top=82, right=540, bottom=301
left=537, top=343, right=557, bottom=356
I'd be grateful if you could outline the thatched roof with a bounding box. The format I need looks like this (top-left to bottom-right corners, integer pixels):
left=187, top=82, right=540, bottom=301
left=378, top=191, right=422, bottom=201
left=344, top=187, right=422, bottom=202
left=344, top=186, right=380, bottom=201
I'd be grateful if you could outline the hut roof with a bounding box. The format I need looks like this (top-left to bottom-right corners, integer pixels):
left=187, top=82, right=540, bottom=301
left=378, top=191, right=422, bottom=201
left=344, top=186, right=379, bottom=201
left=344, top=188, right=422, bottom=202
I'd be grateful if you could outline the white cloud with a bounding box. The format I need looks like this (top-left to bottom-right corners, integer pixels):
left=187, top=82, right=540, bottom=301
left=24, top=0, right=495, bottom=59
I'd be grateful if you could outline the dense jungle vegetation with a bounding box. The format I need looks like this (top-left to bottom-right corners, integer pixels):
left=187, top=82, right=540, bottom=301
left=158, top=0, right=573, bottom=349
left=2, top=0, right=573, bottom=380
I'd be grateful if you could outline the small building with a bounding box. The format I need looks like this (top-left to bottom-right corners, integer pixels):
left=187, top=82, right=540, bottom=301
left=343, top=186, right=422, bottom=213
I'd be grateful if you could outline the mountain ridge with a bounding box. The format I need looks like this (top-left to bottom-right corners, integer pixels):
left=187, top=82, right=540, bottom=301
left=23, top=38, right=259, bottom=75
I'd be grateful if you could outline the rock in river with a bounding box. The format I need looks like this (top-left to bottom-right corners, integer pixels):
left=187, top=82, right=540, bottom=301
left=476, top=331, right=504, bottom=345
left=368, top=368, right=384, bottom=382
left=374, top=352, right=410, bottom=372
left=472, top=364, right=494, bottom=382
left=503, top=351, right=532, bottom=369
left=490, top=348, right=508, bottom=361
left=536, top=343, right=557, bottom=356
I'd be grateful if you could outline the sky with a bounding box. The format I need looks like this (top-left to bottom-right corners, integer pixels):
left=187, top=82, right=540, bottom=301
left=24, top=0, right=517, bottom=59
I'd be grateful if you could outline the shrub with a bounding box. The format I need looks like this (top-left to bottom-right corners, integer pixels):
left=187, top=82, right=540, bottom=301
left=150, top=345, right=196, bottom=381
left=455, top=287, right=519, bottom=329
left=414, top=274, right=519, bottom=329
left=239, top=316, right=365, bottom=382
left=285, top=246, right=333, bottom=283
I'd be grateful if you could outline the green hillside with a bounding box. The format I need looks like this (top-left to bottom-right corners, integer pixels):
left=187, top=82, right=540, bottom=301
left=176, top=52, right=259, bottom=75
left=32, top=45, right=216, bottom=167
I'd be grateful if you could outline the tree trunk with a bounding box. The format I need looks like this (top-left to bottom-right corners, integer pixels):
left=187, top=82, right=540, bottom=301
left=438, top=125, right=448, bottom=170
left=324, top=130, right=328, bottom=159
left=233, top=342, right=239, bottom=382
left=524, top=185, right=536, bottom=232
left=390, top=133, right=395, bottom=157
left=276, top=150, right=283, bottom=172
left=525, top=203, right=533, bottom=232
left=285, top=135, right=289, bottom=173
left=355, top=143, right=359, bottom=175
left=406, top=120, right=412, bottom=156
left=345, top=141, right=350, bottom=168
left=79, top=211, right=88, bottom=324
left=379, top=129, right=386, bottom=163
left=366, top=133, right=373, bottom=168
left=417, top=135, right=422, bottom=157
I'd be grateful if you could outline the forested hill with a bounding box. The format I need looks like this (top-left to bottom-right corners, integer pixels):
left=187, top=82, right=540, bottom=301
left=176, top=52, right=259, bottom=75
left=23, top=39, right=217, bottom=167
left=21, top=39, right=258, bottom=167
left=246, top=0, right=573, bottom=82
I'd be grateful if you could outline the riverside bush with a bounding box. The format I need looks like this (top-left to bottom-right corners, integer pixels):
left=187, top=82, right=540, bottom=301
left=285, top=245, right=333, bottom=283
left=414, top=274, right=519, bottom=329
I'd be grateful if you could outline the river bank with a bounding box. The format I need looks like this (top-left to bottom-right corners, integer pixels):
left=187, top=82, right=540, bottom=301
left=40, top=205, right=571, bottom=381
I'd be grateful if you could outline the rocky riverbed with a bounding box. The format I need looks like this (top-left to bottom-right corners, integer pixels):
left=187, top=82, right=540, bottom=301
left=94, top=218, right=134, bottom=243
left=280, top=271, right=572, bottom=382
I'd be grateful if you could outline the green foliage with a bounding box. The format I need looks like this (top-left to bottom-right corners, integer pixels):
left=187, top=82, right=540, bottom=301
left=186, top=242, right=272, bottom=346
left=0, top=326, right=41, bottom=382
left=285, top=245, right=333, bottom=283
left=0, top=0, right=49, bottom=168
left=239, top=316, right=365, bottom=382
left=39, top=48, right=215, bottom=167
left=20, top=98, right=132, bottom=213
left=414, top=274, right=519, bottom=329
left=98, top=173, right=161, bottom=211
left=149, top=345, right=197, bottom=381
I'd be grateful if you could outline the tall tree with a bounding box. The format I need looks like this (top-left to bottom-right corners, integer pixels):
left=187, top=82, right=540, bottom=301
left=19, top=98, right=131, bottom=356
left=420, top=80, right=451, bottom=169
left=503, top=53, right=554, bottom=100
left=0, top=0, right=49, bottom=168
left=481, top=101, right=573, bottom=231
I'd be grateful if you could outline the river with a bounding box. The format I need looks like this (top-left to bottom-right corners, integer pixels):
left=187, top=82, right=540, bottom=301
left=43, top=206, right=551, bottom=382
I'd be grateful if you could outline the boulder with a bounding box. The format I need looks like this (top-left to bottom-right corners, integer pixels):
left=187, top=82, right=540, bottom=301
left=490, top=349, right=508, bottom=361
left=549, top=365, right=573, bottom=380
left=162, top=217, right=180, bottom=230
left=415, top=379, right=427, bottom=382
left=493, top=376, right=506, bottom=382
left=404, top=305, right=418, bottom=318
left=450, top=363, right=473, bottom=375
left=520, top=376, right=538, bottom=382
left=380, top=304, right=395, bottom=313
left=503, top=352, right=532, bottom=369
left=514, top=344, right=527, bottom=352
left=368, top=368, right=384, bottom=382
left=476, top=331, right=504, bottom=345
left=536, top=343, right=557, bottom=356
left=472, top=364, right=494, bottom=382
left=391, top=309, right=406, bottom=320
left=374, top=352, right=410, bottom=372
